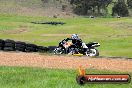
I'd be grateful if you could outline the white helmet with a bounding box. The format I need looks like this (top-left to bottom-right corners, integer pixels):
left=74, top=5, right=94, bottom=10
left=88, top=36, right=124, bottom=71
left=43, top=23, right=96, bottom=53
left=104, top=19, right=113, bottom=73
left=71, top=34, right=79, bottom=39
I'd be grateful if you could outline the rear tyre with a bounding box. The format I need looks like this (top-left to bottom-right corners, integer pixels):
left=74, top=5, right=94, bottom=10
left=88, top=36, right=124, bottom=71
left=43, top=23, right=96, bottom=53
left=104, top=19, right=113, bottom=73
left=86, top=48, right=99, bottom=57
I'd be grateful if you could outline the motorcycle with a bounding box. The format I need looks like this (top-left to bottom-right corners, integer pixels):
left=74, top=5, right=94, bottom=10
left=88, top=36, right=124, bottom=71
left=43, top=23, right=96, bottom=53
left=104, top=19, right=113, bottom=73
left=54, top=39, right=100, bottom=57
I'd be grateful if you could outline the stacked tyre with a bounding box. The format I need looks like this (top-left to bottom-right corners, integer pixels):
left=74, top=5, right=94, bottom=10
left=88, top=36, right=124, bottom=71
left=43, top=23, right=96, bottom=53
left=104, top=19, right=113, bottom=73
left=25, top=44, right=38, bottom=52
left=0, top=39, right=5, bottom=50
left=4, top=39, right=15, bottom=51
left=15, top=41, right=26, bottom=52
left=37, top=46, right=49, bottom=52
left=0, top=39, right=51, bottom=53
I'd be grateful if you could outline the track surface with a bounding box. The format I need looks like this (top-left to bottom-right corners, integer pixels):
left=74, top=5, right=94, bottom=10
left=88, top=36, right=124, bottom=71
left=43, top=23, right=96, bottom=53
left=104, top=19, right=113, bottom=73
left=0, top=52, right=132, bottom=72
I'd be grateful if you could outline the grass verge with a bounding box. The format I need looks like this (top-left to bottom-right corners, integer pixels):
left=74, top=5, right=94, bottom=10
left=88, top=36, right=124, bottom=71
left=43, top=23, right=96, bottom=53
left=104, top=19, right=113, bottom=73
left=0, top=66, right=131, bottom=88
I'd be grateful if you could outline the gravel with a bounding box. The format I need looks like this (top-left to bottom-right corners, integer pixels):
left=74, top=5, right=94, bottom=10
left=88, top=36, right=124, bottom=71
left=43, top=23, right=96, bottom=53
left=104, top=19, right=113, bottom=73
left=0, top=51, right=132, bottom=72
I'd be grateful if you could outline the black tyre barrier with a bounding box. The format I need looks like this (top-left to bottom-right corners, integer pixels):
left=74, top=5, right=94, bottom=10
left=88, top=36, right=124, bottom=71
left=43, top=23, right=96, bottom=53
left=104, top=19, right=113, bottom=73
left=4, top=43, right=15, bottom=47
left=4, top=39, right=15, bottom=44
left=25, top=44, right=38, bottom=52
left=3, top=47, right=15, bottom=51
left=48, top=46, right=57, bottom=52
left=0, top=39, right=53, bottom=53
left=0, top=39, right=5, bottom=50
left=0, top=39, right=5, bottom=45
left=16, top=47, right=25, bottom=52
left=37, top=46, right=48, bottom=52
left=0, top=47, right=3, bottom=50
left=4, top=39, right=15, bottom=51
left=31, top=21, right=65, bottom=25
left=15, top=41, right=26, bottom=52
left=15, top=41, right=26, bottom=45
left=4, top=39, right=15, bottom=47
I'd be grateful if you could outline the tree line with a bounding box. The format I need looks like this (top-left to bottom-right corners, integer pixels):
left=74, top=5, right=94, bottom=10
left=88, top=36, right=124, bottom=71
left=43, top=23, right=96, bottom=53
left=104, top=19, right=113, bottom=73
left=70, top=0, right=132, bottom=17
left=41, top=0, right=132, bottom=17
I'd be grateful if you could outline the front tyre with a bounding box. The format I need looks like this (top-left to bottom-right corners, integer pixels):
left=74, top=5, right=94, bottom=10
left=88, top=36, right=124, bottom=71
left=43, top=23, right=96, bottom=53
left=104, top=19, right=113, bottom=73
left=86, top=48, right=99, bottom=57
left=54, top=47, right=65, bottom=55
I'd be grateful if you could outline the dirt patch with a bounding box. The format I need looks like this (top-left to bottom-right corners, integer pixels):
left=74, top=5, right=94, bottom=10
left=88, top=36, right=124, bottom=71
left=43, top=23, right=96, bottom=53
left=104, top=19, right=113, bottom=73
left=0, top=52, right=132, bottom=72
left=3, top=26, right=28, bottom=34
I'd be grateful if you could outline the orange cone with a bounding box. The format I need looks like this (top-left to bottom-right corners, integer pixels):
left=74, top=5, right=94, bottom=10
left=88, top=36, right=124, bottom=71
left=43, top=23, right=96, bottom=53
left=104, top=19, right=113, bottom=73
left=79, top=66, right=86, bottom=76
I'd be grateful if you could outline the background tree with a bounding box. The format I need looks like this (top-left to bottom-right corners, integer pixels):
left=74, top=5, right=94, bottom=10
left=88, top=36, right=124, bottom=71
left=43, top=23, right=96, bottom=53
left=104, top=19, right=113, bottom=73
left=112, top=1, right=129, bottom=17
left=70, top=0, right=112, bottom=16
left=127, top=0, right=132, bottom=8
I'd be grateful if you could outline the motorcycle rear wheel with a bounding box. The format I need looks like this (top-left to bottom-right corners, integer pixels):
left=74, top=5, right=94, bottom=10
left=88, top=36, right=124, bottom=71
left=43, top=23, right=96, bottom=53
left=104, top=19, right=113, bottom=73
left=86, top=48, right=99, bottom=57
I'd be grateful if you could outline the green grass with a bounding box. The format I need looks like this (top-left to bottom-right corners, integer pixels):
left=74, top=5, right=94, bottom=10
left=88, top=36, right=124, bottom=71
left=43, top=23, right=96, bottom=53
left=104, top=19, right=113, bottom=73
left=0, top=14, right=132, bottom=58
left=0, top=66, right=131, bottom=88
left=0, top=1, right=131, bottom=88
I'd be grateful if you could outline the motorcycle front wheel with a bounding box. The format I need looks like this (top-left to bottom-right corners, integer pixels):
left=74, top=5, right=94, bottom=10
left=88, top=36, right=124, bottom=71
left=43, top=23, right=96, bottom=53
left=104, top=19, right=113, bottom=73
left=54, top=47, right=65, bottom=55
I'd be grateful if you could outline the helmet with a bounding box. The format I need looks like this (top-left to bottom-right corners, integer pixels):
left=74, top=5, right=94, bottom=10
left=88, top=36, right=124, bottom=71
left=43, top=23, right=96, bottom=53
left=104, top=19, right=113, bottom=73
left=71, top=34, right=79, bottom=39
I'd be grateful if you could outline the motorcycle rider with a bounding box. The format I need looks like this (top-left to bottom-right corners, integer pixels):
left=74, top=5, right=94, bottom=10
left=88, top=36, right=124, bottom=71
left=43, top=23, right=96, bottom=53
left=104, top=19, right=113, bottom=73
left=64, top=34, right=88, bottom=54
